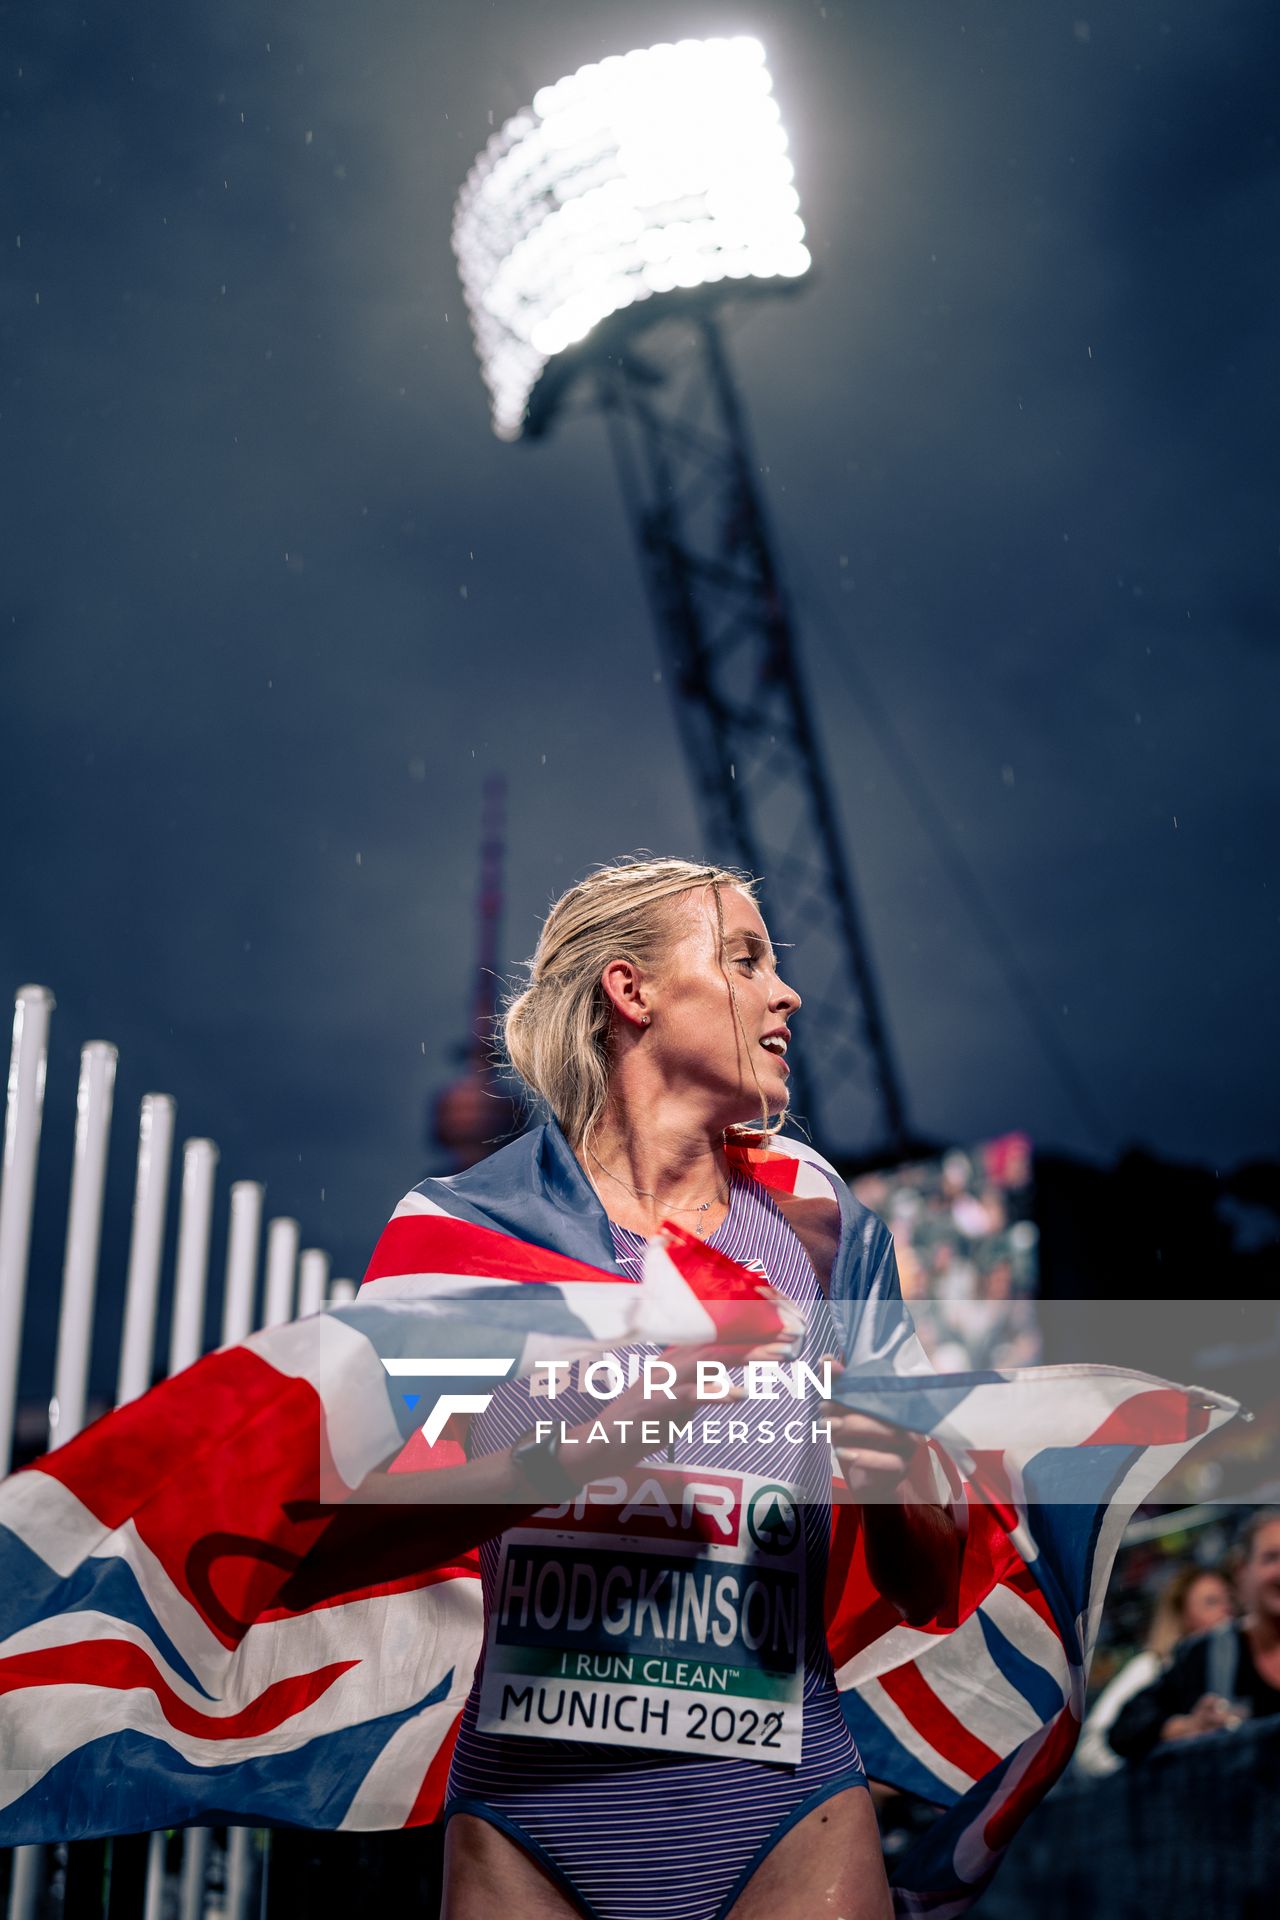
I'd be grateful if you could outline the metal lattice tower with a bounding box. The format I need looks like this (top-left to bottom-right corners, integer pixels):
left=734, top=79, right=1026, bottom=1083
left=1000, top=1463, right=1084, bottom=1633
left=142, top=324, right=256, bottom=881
left=428, top=775, right=522, bottom=1169
left=586, top=310, right=909, bottom=1160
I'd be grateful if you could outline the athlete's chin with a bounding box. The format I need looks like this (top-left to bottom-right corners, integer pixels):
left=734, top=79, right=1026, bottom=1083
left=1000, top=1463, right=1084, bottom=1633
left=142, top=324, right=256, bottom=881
left=727, top=1086, right=790, bottom=1128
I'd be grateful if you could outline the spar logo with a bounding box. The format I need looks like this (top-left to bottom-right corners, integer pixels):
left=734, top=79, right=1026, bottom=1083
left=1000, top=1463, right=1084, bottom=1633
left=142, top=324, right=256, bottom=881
left=381, top=1358, right=515, bottom=1442
left=746, top=1483, right=800, bottom=1554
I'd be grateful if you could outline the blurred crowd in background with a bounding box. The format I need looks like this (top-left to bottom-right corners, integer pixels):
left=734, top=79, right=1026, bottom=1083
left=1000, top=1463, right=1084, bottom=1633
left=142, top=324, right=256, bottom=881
left=852, top=1132, right=1041, bottom=1373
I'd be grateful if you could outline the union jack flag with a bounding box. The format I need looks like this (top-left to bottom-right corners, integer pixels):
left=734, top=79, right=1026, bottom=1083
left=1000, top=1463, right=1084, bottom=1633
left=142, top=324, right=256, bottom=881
left=0, top=1126, right=1236, bottom=1916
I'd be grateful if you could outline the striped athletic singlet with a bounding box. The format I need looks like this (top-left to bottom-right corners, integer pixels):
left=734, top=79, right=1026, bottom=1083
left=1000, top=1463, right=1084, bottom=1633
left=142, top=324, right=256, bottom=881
left=445, top=1172, right=867, bottom=1920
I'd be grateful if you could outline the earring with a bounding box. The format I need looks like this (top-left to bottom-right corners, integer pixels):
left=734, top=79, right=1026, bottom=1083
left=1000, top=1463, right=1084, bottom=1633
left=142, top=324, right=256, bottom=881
left=640, top=1014, right=651, bottom=1026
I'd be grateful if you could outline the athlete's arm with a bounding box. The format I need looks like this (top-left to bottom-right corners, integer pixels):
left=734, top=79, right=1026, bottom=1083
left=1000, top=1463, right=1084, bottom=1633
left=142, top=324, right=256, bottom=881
left=819, top=1401, right=959, bottom=1625
left=860, top=1492, right=959, bottom=1627
left=347, top=1342, right=753, bottom=1565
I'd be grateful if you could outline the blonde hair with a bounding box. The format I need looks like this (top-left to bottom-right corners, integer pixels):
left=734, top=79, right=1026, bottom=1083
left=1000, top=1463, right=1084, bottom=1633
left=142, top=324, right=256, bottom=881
left=503, top=855, right=778, bottom=1150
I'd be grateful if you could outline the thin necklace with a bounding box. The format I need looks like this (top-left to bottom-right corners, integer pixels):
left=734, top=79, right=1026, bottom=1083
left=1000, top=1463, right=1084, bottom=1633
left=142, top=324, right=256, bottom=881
left=588, top=1148, right=729, bottom=1238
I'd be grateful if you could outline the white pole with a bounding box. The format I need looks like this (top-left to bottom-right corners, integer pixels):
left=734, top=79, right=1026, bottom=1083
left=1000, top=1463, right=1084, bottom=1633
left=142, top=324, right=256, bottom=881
left=48, top=1041, right=117, bottom=1448
left=328, top=1277, right=357, bottom=1305
left=117, top=1094, right=177, bottom=1406
left=5, top=1847, right=42, bottom=1920
left=296, top=1247, right=329, bottom=1319
left=220, top=1181, right=263, bottom=1347
left=227, top=1217, right=295, bottom=1920
left=261, top=1217, right=299, bottom=1328
left=177, top=1826, right=209, bottom=1920
left=148, top=1139, right=218, bottom=1920
left=225, top=1827, right=255, bottom=1920
left=142, top=1832, right=166, bottom=1920
left=0, top=985, right=55, bottom=1477
left=168, top=1140, right=218, bottom=1375
left=2, top=993, right=57, bottom=1920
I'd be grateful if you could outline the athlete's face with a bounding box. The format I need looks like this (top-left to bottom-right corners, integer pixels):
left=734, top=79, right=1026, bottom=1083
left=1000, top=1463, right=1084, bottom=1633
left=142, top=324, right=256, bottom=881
left=646, top=887, right=801, bottom=1127
left=1238, top=1519, right=1280, bottom=1625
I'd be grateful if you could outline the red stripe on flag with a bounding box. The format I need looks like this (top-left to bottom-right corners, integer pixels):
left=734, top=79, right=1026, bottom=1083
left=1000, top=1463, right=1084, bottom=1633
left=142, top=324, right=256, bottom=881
left=0, top=1641, right=354, bottom=1739
left=660, top=1226, right=792, bottom=1344
left=384, top=1424, right=470, bottom=1475
left=660, top=1226, right=776, bottom=1300
left=823, top=1506, right=910, bottom=1668
left=724, top=1143, right=801, bottom=1194
left=405, top=1706, right=465, bottom=1827
left=262, top=1523, right=480, bottom=1617
left=824, top=1489, right=1027, bottom=1667
left=362, top=1217, right=631, bottom=1288
left=983, top=1704, right=1080, bottom=1851
left=1082, top=1389, right=1210, bottom=1447
left=35, top=1349, right=341, bottom=1646
left=878, top=1662, right=1003, bottom=1782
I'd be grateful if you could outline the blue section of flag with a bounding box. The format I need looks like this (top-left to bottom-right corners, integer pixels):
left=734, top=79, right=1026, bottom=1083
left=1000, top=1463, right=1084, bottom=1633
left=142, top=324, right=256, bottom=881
left=0, top=1527, right=210, bottom=1697
left=833, top=1370, right=997, bottom=1434
left=0, top=1669, right=456, bottom=1843
left=402, top=1394, right=419, bottom=1411
left=976, top=1609, right=1066, bottom=1724
left=840, top=1690, right=959, bottom=1808
left=888, top=1738, right=1026, bottom=1895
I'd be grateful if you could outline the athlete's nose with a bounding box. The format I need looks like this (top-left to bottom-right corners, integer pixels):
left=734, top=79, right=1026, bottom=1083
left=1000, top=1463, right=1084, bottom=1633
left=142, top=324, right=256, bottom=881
left=772, top=976, right=801, bottom=1016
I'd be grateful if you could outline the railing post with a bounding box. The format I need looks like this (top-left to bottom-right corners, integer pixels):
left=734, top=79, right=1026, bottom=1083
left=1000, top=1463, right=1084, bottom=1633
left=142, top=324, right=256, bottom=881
left=0, top=986, right=55, bottom=1476
left=168, top=1141, right=218, bottom=1375
left=221, top=1182, right=264, bottom=1347
left=296, top=1247, right=330, bottom=1319
left=117, top=1095, right=177, bottom=1407
left=261, top=1217, right=299, bottom=1329
left=49, top=1043, right=117, bottom=1447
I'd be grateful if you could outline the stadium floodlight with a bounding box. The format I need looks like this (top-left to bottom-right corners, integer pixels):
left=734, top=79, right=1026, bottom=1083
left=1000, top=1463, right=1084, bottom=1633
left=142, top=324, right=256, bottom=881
left=450, top=37, right=911, bottom=1157
left=452, top=36, right=811, bottom=440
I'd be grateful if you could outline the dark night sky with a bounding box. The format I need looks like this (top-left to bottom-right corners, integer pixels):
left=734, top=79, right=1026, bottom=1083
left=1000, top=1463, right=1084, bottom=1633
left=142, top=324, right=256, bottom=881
left=2, top=1, right=1278, bottom=1393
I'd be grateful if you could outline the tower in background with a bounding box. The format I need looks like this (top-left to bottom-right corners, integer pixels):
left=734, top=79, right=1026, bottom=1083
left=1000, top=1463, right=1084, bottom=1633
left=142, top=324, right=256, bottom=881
left=428, top=775, right=522, bottom=1170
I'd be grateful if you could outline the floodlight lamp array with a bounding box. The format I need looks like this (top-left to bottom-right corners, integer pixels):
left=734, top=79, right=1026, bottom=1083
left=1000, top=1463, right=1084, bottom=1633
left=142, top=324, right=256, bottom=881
left=452, top=37, right=811, bottom=439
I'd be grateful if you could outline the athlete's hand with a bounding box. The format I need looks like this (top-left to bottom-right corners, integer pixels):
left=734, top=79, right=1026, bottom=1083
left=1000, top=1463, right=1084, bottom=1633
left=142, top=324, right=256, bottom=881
left=822, top=1406, right=919, bottom=1499
left=815, top=1353, right=923, bottom=1500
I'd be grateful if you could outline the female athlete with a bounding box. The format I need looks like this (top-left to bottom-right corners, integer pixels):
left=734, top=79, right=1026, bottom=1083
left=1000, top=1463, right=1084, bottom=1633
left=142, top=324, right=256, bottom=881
left=413, top=858, right=957, bottom=1920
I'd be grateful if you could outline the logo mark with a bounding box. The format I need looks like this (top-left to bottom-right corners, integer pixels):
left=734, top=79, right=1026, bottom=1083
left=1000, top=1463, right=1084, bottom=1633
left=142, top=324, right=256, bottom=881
left=381, top=1358, right=515, bottom=1443
left=746, top=1483, right=800, bottom=1554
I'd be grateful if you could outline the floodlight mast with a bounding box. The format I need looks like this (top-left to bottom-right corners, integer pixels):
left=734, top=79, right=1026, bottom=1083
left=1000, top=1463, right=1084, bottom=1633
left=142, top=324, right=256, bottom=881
left=594, top=314, right=909, bottom=1158
left=453, top=38, right=911, bottom=1159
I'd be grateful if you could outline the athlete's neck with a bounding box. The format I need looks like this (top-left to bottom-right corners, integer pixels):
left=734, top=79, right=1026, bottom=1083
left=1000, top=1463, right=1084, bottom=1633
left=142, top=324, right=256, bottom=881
left=578, top=1109, right=730, bottom=1236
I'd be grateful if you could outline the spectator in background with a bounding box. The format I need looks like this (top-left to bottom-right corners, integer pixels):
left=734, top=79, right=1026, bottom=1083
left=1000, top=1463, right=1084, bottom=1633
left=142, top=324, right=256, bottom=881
left=1108, top=1509, right=1280, bottom=1762
left=1075, top=1563, right=1233, bottom=1776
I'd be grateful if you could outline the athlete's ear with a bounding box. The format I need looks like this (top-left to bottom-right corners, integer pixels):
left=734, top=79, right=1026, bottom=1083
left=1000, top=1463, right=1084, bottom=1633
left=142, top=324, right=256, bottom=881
left=601, top=960, right=651, bottom=1029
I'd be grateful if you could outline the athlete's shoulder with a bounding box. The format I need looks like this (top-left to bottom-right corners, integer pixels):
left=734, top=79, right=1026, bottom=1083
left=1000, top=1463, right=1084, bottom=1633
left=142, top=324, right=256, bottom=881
left=392, top=1119, right=620, bottom=1272
left=401, top=1124, right=547, bottom=1225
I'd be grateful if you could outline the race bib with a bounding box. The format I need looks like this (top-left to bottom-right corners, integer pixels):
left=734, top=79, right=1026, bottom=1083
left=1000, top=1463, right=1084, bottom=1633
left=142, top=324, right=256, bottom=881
left=477, top=1465, right=806, bottom=1764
